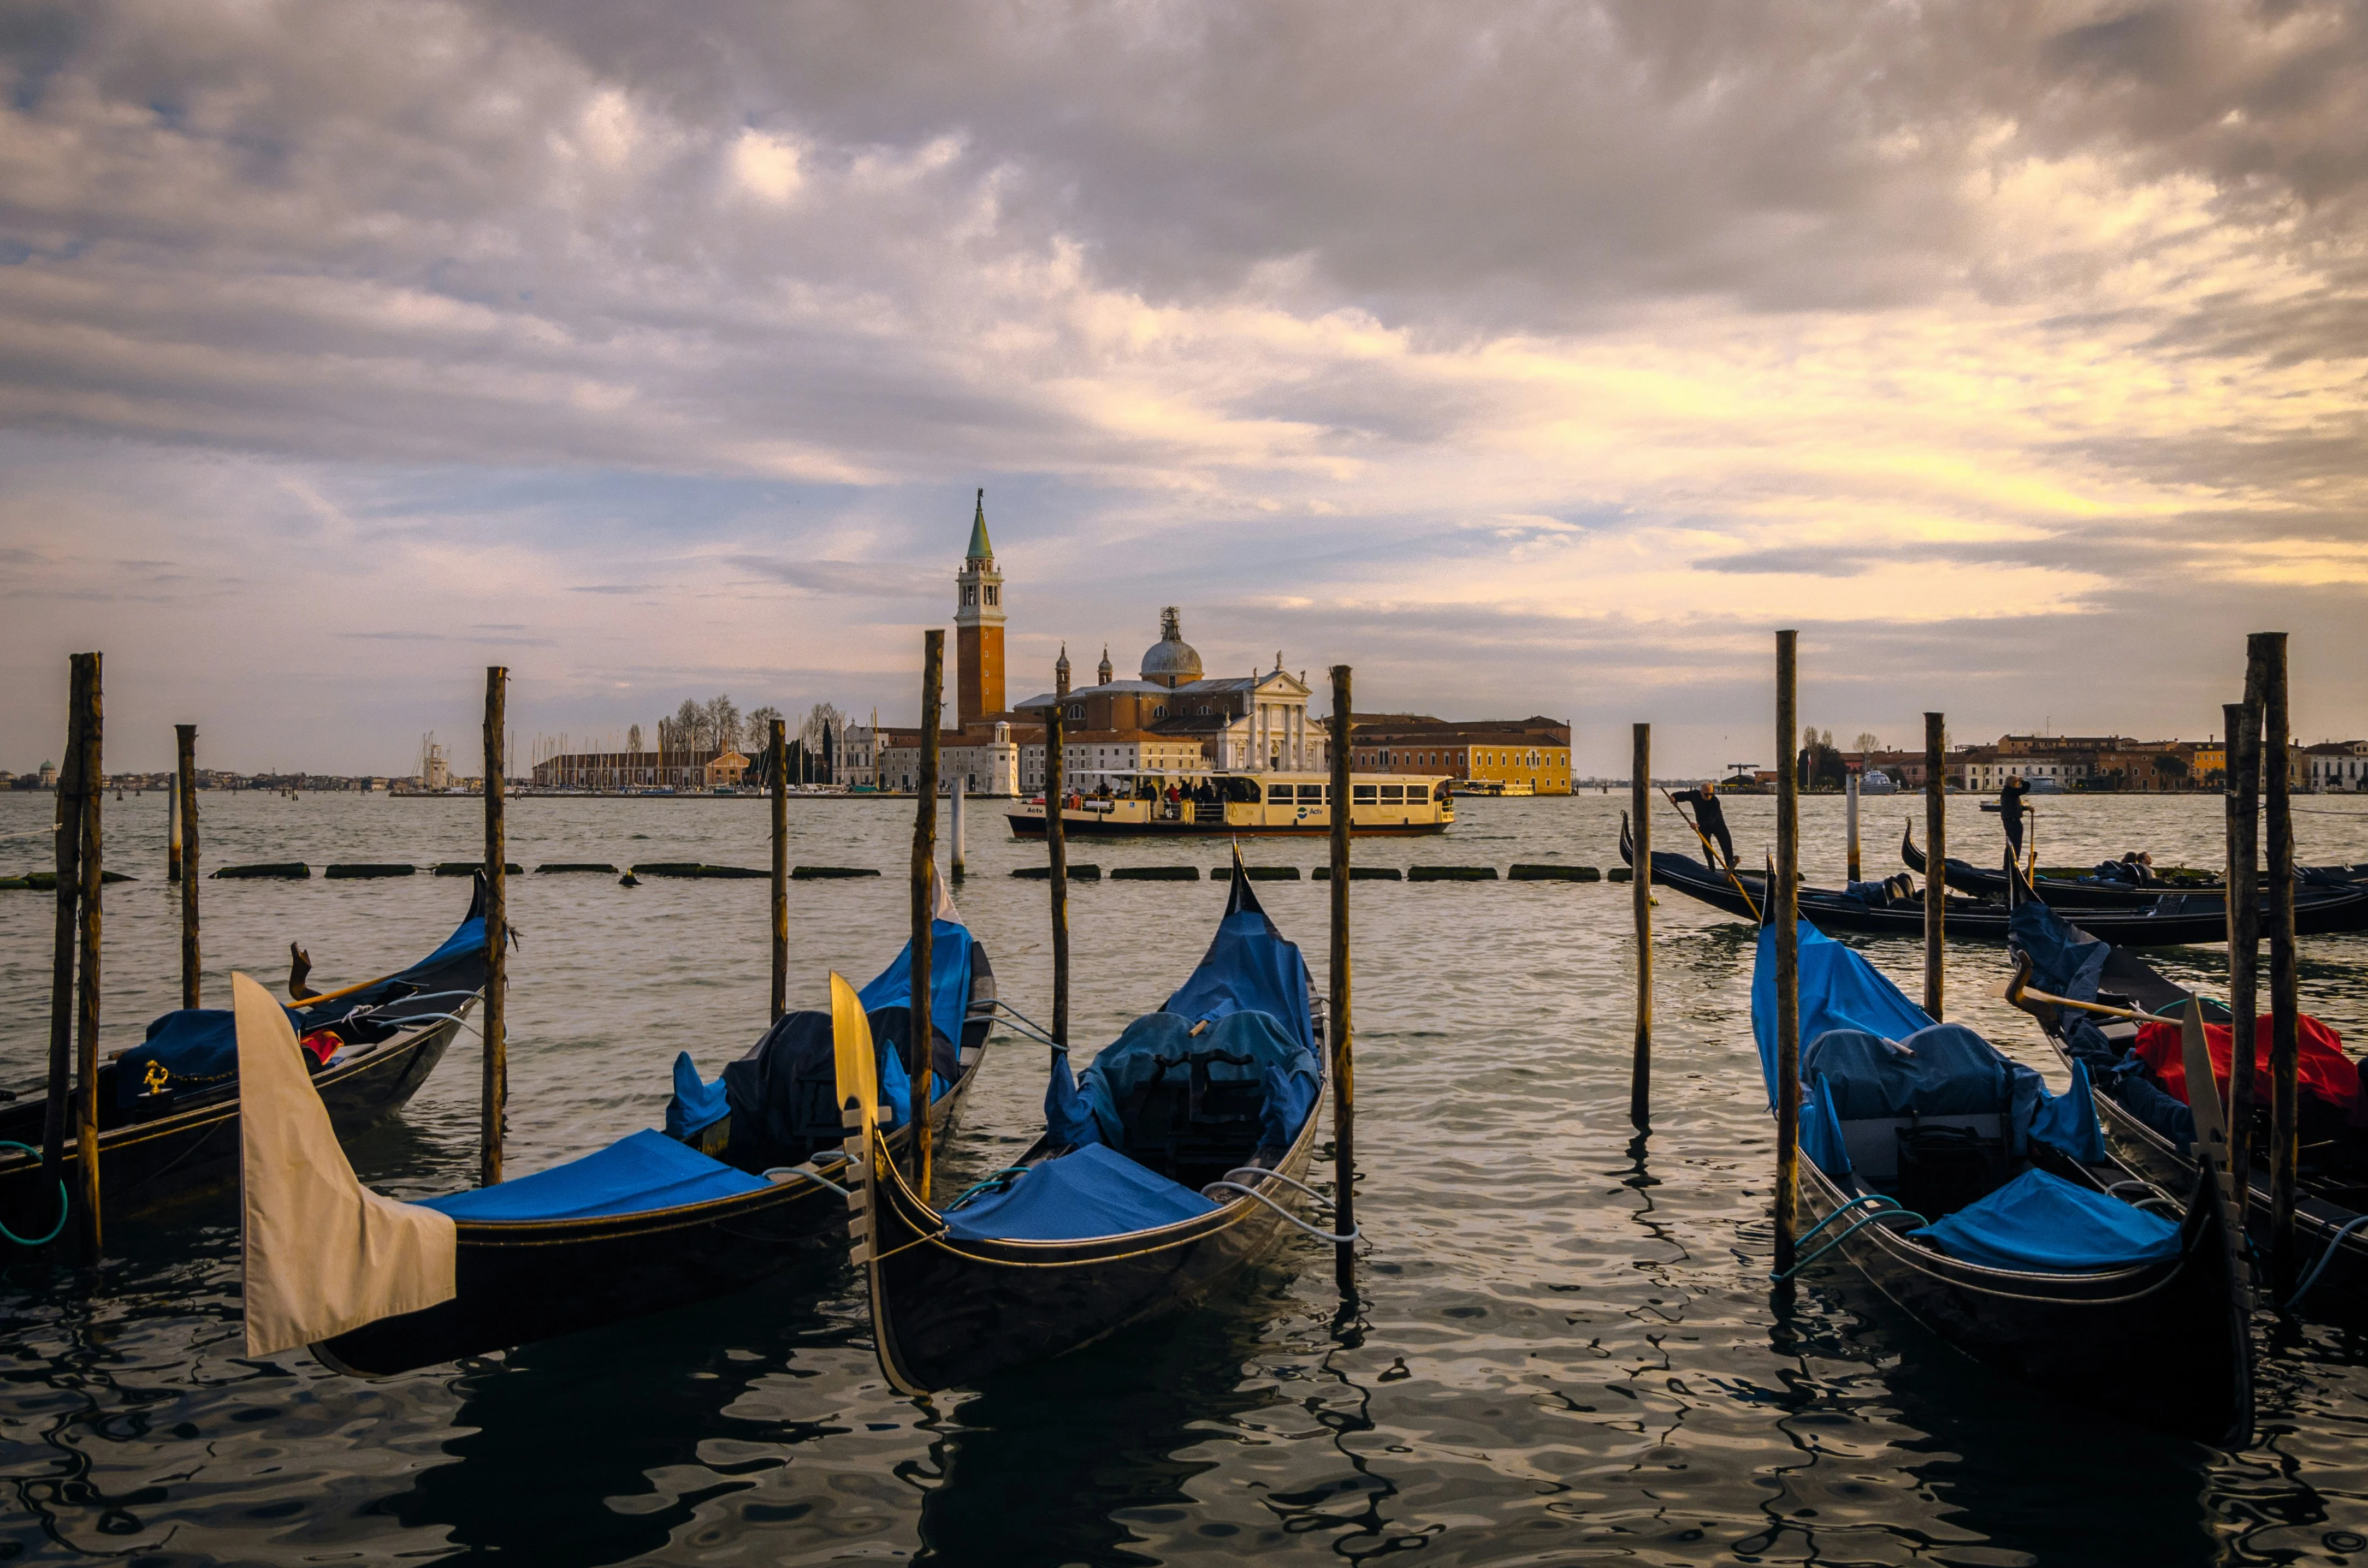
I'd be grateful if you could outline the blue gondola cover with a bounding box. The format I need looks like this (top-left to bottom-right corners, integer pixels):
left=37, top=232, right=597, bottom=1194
left=1162, top=906, right=1315, bottom=1050
left=1909, top=1167, right=2181, bottom=1272
left=420, top=1129, right=768, bottom=1222
left=942, top=1143, right=1217, bottom=1242
left=1751, top=923, right=1933, bottom=1106
left=2008, top=902, right=2109, bottom=1002
left=859, top=919, right=975, bottom=1069
left=667, top=1051, right=730, bottom=1138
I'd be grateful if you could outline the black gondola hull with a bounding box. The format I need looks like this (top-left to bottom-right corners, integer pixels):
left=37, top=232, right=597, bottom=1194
left=1796, top=1159, right=2249, bottom=1444
left=1627, top=830, right=2368, bottom=945
left=0, top=1012, right=466, bottom=1233
left=859, top=1085, right=1324, bottom=1394
left=313, top=1070, right=978, bottom=1377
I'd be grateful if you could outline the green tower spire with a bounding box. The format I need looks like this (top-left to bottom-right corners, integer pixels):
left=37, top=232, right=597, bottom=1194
left=966, top=488, right=992, bottom=562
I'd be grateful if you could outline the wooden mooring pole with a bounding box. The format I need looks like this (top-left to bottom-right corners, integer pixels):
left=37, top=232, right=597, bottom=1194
left=1923, top=711, right=1945, bottom=1021
left=73, top=654, right=103, bottom=1260
left=43, top=668, right=85, bottom=1220
left=1630, top=722, right=1651, bottom=1130
left=771, top=718, right=789, bottom=1022
left=167, top=775, right=181, bottom=884
left=177, top=724, right=199, bottom=1010
left=1773, top=633, right=1801, bottom=1277
left=910, top=631, right=943, bottom=1197
left=1328, top=665, right=1357, bottom=1294
left=950, top=780, right=967, bottom=882
left=1845, top=769, right=1861, bottom=883
left=2255, top=632, right=2299, bottom=1294
left=2224, top=697, right=2262, bottom=1231
left=1045, top=703, right=1069, bottom=1063
left=481, top=666, right=507, bottom=1187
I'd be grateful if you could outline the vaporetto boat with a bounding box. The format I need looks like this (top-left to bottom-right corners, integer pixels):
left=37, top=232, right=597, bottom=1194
left=1007, top=769, right=1454, bottom=838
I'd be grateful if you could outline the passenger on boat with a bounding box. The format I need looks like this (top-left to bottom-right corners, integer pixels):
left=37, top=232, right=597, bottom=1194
left=1672, top=787, right=1736, bottom=870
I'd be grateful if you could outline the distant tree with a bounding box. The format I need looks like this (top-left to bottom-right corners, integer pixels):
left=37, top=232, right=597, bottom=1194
left=1852, top=732, right=1881, bottom=757
left=1797, top=738, right=1848, bottom=791
left=2153, top=753, right=2189, bottom=787
left=627, top=723, right=643, bottom=753
left=673, top=699, right=705, bottom=754
left=703, top=695, right=743, bottom=755
left=748, top=705, right=785, bottom=745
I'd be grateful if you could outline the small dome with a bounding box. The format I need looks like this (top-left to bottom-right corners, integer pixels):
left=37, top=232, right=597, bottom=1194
left=1141, top=607, right=1203, bottom=687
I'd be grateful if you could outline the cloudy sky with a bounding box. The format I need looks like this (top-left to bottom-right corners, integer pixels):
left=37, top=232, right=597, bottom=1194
left=3, top=0, right=2364, bottom=777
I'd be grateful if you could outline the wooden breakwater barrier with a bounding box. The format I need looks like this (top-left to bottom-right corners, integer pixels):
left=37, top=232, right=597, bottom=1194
left=1212, top=865, right=1300, bottom=881
left=631, top=862, right=768, bottom=880
left=325, top=863, right=415, bottom=879
left=1111, top=866, right=1199, bottom=881
left=214, top=862, right=310, bottom=880
left=536, top=862, right=618, bottom=874
left=436, top=861, right=521, bottom=876
left=1606, top=866, right=1632, bottom=882
left=1509, top=864, right=1600, bottom=881
left=1311, top=866, right=1402, bottom=881
left=792, top=865, right=878, bottom=879
left=1015, top=864, right=1101, bottom=880
left=1407, top=865, right=1497, bottom=882
left=2, top=870, right=135, bottom=890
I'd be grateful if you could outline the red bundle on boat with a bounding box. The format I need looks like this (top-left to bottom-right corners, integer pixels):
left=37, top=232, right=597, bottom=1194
left=2132, top=1014, right=2363, bottom=1121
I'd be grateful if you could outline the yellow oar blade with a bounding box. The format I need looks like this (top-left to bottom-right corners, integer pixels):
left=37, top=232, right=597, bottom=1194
left=831, top=971, right=877, bottom=1139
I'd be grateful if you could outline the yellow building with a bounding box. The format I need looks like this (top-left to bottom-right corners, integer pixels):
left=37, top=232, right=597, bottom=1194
left=1350, top=716, right=1573, bottom=795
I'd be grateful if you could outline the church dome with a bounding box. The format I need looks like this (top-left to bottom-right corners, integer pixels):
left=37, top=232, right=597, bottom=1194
left=1140, top=607, right=1203, bottom=687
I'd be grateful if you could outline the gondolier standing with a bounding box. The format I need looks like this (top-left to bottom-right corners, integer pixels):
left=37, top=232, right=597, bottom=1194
left=1998, top=775, right=2030, bottom=862
left=1672, top=786, right=1736, bottom=870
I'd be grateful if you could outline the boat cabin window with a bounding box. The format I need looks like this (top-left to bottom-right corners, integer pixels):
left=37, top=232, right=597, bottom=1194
left=1352, top=785, right=1377, bottom=803
left=1297, top=783, right=1325, bottom=804
left=1266, top=783, right=1294, bottom=804
left=1380, top=783, right=1406, bottom=803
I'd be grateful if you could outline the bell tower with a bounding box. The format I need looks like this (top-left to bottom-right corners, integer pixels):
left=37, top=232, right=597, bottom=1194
left=955, top=489, right=1005, bottom=728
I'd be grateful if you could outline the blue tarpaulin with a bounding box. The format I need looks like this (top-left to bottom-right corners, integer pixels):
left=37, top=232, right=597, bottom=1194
left=2008, top=902, right=2109, bottom=1003
left=942, top=1143, right=1217, bottom=1241
left=1753, top=922, right=2106, bottom=1168
left=1751, top=922, right=1933, bottom=1106
left=421, top=1129, right=768, bottom=1222
left=666, top=1050, right=729, bottom=1138
left=119, top=1005, right=303, bottom=1107
left=1071, top=1008, right=1316, bottom=1153
left=1910, top=1166, right=2181, bottom=1272
left=859, top=919, right=976, bottom=1074
left=1162, top=907, right=1315, bottom=1052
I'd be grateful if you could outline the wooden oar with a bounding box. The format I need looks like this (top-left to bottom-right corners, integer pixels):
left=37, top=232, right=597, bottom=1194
left=1999, top=953, right=2187, bottom=1024
left=1656, top=787, right=1760, bottom=922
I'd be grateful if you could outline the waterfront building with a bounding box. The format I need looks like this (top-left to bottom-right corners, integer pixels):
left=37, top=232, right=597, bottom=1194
left=2305, top=741, right=2368, bottom=792
left=1348, top=715, right=1572, bottom=795
left=1010, top=610, right=1325, bottom=777
left=526, top=747, right=720, bottom=791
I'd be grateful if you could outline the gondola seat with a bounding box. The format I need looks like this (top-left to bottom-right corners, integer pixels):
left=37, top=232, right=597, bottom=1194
left=420, top=1129, right=767, bottom=1222
left=1059, top=1009, right=1319, bottom=1190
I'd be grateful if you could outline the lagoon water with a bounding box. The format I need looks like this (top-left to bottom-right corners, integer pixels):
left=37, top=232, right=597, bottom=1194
left=5, top=788, right=2368, bottom=1566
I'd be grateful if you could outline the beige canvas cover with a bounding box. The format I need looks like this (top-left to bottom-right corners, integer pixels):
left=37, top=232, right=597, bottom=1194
left=235, top=971, right=457, bottom=1356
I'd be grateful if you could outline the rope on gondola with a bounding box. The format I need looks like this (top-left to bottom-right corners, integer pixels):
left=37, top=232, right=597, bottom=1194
left=1770, top=1195, right=1929, bottom=1282
left=2287, top=1212, right=2368, bottom=1311
left=763, top=1162, right=851, bottom=1197
left=1211, top=1164, right=1342, bottom=1211
left=944, top=1167, right=1037, bottom=1208
left=0, top=1142, right=69, bottom=1248
left=1200, top=1180, right=1359, bottom=1244
left=981, top=1000, right=1066, bottom=1051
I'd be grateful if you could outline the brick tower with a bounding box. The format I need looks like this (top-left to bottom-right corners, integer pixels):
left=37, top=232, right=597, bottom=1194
left=954, top=488, right=1005, bottom=728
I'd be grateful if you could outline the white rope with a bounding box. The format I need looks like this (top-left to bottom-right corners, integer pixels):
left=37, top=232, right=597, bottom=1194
left=1200, top=1180, right=1358, bottom=1244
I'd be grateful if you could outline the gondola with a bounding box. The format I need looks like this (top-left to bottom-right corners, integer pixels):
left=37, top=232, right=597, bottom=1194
left=850, top=869, right=1332, bottom=1394
left=1903, top=822, right=2368, bottom=909
left=2005, top=898, right=2368, bottom=1318
left=307, top=914, right=997, bottom=1376
left=1622, top=815, right=2368, bottom=945
left=1753, top=917, right=2252, bottom=1444
left=0, top=878, right=490, bottom=1237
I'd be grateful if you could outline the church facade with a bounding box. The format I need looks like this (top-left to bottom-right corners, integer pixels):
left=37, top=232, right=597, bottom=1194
left=876, top=497, right=1325, bottom=794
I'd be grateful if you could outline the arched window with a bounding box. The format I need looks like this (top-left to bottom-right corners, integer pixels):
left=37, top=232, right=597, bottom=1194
left=1154, top=705, right=1167, bottom=719
left=1067, top=704, right=1084, bottom=722
left=985, top=586, right=997, bottom=605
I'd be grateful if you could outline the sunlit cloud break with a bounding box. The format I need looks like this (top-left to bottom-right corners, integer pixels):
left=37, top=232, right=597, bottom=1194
left=2, top=0, right=2365, bottom=774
